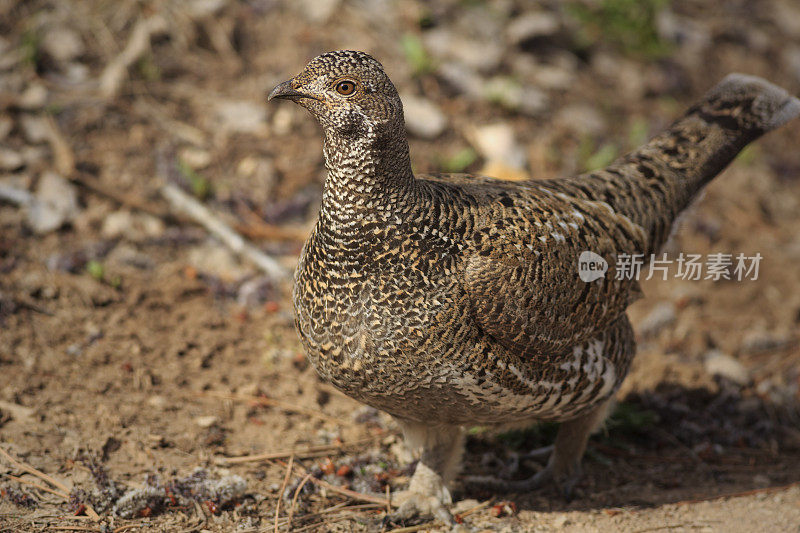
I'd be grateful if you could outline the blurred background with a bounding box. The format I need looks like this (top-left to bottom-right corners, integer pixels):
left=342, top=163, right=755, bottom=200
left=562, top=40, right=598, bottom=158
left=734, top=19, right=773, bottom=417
left=1, top=0, right=799, bottom=531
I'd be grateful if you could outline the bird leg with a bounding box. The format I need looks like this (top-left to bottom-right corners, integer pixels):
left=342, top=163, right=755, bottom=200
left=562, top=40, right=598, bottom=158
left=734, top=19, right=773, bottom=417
left=466, top=398, right=613, bottom=499
left=390, top=419, right=464, bottom=525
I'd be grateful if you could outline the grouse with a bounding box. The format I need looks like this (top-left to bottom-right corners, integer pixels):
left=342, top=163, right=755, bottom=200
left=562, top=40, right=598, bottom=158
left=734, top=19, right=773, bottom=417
left=269, top=50, right=800, bottom=523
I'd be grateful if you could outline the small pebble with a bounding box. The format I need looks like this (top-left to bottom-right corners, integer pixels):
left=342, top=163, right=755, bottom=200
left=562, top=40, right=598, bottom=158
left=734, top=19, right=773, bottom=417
left=401, top=94, right=447, bottom=139
left=637, top=301, right=677, bottom=338
left=18, top=83, right=48, bottom=109
left=704, top=350, right=749, bottom=385
left=28, top=171, right=80, bottom=234
left=41, top=26, right=85, bottom=62
left=506, top=12, right=559, bottom=43
left=467, top=123, right=526, bottom=169
left=19, top=114, right=50, bottom=144
left=214, top=100, right=268, bottom=136
left=195, top=415, right=219, bottom=428
left=0, top=148, right=23, bottom=171
left=179, top=147, right=212, bottom=169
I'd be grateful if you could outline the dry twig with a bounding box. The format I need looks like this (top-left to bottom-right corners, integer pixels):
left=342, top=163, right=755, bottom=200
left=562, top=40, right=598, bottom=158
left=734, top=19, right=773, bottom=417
left=0, top=446, right=101, bottom=521
left=387, top=522, right=437, bottom=533
left=287, top=472, right=313, bottom=529
left=45, top=115, right=76, bottom=177
left=161, top=184, right=287, bottom=279
left=291, top=462, right=394, bottom=508
left=4, top=474, right=69, bottom=499
left=215, top=436, right=380, bottom=466
left=0, top=447, right=71, bottom=495
left=99, top=15, right=168, bottom=98
left=274, top=454, right=294, bottom=533
left=456, top=498, right=494, bottom=518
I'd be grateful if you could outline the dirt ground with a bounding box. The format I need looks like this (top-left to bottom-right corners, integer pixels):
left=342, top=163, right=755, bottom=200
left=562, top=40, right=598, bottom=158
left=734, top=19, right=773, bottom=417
left=1, top=0, right=799, bottom=531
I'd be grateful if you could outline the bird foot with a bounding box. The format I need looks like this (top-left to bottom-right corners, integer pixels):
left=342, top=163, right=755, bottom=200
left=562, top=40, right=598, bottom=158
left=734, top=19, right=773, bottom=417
left=464, top=460, right=582, bottom=501
left=390, top=488, right=455, bottom=526
left=388, top=462, right=456, bottom=526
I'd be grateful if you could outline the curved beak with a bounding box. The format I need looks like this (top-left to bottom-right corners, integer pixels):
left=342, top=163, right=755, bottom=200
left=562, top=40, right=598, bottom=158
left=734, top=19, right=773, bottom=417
left=268, top=80, right=310, bottom=101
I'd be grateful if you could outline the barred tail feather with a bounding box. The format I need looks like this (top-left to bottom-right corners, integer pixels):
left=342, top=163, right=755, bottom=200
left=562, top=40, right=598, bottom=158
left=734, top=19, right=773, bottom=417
left=548, top=74, right=799, bottom=255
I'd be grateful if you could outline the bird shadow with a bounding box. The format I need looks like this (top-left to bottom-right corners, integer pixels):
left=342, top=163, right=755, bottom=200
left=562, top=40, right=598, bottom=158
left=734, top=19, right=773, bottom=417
left=460, top=380, right=800, bottom=512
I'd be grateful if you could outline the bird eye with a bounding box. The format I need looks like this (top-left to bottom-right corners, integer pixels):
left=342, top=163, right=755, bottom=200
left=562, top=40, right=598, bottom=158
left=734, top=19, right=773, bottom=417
left=335, top=80, right=357, bottom=96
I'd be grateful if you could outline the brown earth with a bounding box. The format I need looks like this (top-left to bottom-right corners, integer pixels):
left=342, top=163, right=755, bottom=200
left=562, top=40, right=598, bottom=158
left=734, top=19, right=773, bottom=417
left=1, top=0, right=799, bottom=531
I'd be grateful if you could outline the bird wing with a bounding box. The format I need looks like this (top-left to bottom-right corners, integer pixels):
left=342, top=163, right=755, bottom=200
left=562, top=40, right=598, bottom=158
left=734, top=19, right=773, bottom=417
left=461, top=183, right=647, bottom=357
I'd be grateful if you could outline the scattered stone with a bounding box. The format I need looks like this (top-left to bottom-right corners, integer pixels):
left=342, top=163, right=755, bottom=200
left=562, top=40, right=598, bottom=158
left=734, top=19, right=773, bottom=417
left=179, top=146, right=212, bottom=169
left=741, top=330, right=791, bottom=354
left=28, top=172, right=80, bottom=234
left=214, top=100, right=268, bottom=136
left=185, top=0, right=228, bottom=17
left=66, top=343, right=82, bottom=356
left=452, top=498, right=481, bottom=515
left=106, top=243, right=155, bottom=270
left=41, top=26, right=85, bottom=63
left=506, top=12, right=559, bottom=44
left=552, top=514, right=570, bottom=528
left=236, top=382, right=261, bottom=397
left=63, top=62, right=90, bottom=83
left=296, top=0, right=340, bottom=23
left=466, top=123, right=526, bottom=169
left=188, top=242, right=251, bottom=282
left=400, top=94, right=447, bottom=139
left=101, top=210, right=165, bottom=242
left=637, top=301, right=677, bottom=338
left=755, top=377, right=798, bottom=407
left=19, top=114, right=49, bottom=144
left=390, top=440, right=414, bottom=464
left=704, top=350, right=749, bottom=385
left=437, top=62, right=484, bottom=99
left=270, top=105, right=296, bottom=136
left=111, top=470, right=246, bottom=518
left=424, top=29, right=504, bottom=73
left=236, top=156, right=275, bottom=185
left=0, top=148, right=23, bottom=171
left=554, top=104, right=607, bottom=136
left=479, top=159, right=529, bottom=181
left=235, top=156, right=276, bottom=204
left=18, top=83, right=48, bottom=110
left=511, top=54, right=577, bottom=91
left=483, top=76, right=548, bottom=115
left=147, top=396, right=167, bottom=409
left=195, top=415, right=219, bottom=428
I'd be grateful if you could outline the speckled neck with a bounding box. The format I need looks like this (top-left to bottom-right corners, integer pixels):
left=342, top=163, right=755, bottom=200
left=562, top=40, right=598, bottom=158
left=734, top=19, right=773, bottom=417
left=319, top=120, right=415, bottom=229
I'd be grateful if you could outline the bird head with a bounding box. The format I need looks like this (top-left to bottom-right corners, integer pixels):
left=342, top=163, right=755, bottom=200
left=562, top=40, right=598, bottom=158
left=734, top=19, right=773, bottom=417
left=268, top=50, right=404, bottom=143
